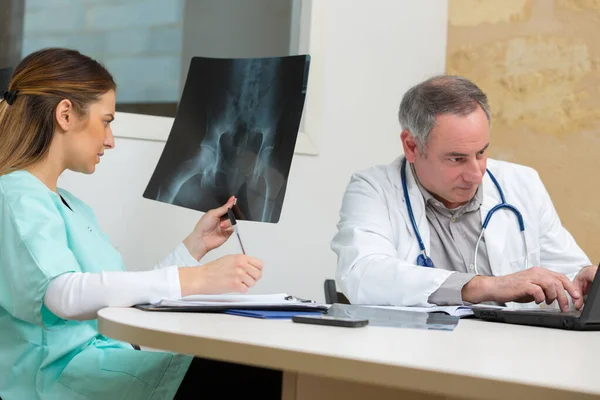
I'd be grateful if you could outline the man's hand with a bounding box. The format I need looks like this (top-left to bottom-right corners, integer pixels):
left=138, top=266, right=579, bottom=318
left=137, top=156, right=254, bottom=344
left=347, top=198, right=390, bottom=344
left=572, top=265, right=598, bottom=310
left=462, top=267, right=581, bottom=312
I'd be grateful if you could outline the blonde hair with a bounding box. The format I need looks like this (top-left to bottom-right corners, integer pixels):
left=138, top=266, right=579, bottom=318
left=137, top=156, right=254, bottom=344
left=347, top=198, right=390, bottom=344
left=0, top=48, right=116, bottom=176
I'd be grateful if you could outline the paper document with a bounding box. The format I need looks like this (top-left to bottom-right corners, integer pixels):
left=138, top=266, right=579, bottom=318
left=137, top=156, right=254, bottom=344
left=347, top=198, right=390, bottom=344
left=153, top=293, right=325, bottom=309
left=369, top=304, right=506, bottom=318
left=369, top=305, right=473, bottom=317
left=328, top=304, right=460, bottom=331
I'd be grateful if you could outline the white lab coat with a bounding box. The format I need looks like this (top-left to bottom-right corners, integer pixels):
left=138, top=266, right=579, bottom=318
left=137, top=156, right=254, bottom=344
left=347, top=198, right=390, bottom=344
left=331, top=157, right=591, bottom=307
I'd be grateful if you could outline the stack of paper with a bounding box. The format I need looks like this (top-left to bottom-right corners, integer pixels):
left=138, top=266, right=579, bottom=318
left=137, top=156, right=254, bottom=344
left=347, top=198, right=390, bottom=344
left=368, top=305, right=472, bottom=317
left=369, top=304, right=506, bottom=318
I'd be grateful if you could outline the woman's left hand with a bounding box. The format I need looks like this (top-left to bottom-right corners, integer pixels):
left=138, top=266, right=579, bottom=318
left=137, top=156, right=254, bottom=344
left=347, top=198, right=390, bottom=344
left=183, top=196, right=235, bottom=260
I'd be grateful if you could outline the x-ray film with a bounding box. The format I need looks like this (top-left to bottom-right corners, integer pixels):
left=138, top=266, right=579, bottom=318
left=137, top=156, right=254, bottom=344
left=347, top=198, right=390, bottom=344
left=143, top=55, right=310, bottom=223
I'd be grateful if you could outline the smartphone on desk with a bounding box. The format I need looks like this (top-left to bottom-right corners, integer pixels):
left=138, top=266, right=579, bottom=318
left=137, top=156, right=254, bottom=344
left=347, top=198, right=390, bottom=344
left=292, top=314, right=369, bottom=328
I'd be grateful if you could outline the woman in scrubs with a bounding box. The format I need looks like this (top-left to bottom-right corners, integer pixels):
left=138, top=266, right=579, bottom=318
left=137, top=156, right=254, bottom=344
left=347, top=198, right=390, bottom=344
left=0, top=48, right=281, bottom=400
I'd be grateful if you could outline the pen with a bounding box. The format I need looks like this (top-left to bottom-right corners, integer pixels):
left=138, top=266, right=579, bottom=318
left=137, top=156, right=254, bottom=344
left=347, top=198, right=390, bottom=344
left=227, top=206, right=246, bottom=255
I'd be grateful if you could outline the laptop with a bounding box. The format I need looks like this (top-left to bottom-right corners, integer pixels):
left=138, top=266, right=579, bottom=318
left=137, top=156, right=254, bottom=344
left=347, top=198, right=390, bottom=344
left=473, top=264, right=600, bottom=330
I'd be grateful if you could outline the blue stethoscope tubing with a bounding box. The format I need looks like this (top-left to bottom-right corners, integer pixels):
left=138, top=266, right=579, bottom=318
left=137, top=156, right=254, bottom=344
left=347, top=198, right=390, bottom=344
left=400, top=158, right=529, bottom=274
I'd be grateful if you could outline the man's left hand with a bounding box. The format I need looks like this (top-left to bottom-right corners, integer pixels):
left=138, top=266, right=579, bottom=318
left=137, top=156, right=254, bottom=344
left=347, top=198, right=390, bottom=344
left=572, top=265, right=598, bottom=310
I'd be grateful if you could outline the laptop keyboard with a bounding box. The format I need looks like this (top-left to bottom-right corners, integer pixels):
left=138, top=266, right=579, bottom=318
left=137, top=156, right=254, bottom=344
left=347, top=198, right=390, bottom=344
left=505, top=308, right=582, bottom=317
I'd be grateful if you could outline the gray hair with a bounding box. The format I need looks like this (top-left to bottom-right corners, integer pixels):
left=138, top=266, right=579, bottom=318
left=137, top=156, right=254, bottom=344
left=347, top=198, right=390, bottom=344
left=398, top=75, right=491, bottom=152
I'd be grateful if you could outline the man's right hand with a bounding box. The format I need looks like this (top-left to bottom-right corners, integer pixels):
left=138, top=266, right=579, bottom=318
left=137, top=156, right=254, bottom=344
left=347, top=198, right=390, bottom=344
left=178, top=254, right=264, bottom=297
left=462, top=267, right=581, bottom=312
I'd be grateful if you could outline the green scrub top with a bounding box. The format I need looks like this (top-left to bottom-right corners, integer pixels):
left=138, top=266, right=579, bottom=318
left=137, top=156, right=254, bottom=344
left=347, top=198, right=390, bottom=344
left=0, top=171, right=192, bottom=400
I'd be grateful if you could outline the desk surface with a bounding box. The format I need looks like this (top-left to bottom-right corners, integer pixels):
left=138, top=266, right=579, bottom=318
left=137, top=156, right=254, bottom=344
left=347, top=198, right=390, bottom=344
left=98, top=308, right=600, bottom=400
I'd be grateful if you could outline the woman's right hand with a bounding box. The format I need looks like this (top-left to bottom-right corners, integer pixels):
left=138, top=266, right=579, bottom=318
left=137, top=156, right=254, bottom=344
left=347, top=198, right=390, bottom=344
left=178, top=254, right=264, bottom=297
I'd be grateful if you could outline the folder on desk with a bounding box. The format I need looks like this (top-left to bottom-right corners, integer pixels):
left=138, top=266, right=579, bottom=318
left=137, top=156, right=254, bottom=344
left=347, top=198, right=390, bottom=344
left=224, top=309, right=323, bottom=319
left=135, top=293, right=328, bottom=313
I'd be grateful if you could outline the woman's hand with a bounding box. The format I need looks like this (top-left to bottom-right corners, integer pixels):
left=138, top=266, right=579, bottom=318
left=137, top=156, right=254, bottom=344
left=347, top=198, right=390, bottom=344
left=183, top=196, right=236, bottom=260
left=178, top=254, right=264, bottom=296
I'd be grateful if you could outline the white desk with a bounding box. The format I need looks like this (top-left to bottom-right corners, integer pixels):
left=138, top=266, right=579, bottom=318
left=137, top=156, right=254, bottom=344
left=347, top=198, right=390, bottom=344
left=98, top=308, right=600, bottom=400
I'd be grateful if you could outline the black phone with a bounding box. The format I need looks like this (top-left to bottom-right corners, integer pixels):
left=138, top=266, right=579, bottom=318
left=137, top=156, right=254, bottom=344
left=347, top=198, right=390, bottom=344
left=291, top=314, right=369, bottom=328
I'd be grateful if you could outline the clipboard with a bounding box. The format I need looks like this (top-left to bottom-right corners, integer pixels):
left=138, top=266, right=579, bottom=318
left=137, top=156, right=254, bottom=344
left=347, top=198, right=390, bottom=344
left=134, top=293, right=328, bottom=313
left=134, top=303, right=328, bottom=313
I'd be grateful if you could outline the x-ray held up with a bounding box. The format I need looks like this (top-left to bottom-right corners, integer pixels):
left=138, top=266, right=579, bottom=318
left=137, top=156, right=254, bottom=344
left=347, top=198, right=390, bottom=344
left=144, top=55, right=311, bottom=223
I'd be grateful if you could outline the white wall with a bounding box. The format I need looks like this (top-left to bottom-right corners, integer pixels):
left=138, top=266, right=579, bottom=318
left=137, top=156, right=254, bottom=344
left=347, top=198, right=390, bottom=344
left=58, top=0, right=448, bottom=302
left=180, top=0, right=293, bottom=93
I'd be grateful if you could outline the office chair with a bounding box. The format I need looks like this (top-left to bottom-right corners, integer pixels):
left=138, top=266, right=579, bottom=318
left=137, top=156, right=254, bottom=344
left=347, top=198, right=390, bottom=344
left=323, top=279, right=351, bottom=305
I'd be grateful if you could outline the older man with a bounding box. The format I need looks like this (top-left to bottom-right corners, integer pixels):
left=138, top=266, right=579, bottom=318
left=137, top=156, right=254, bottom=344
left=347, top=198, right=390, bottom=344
left=331, top=75, right=596, bottom=311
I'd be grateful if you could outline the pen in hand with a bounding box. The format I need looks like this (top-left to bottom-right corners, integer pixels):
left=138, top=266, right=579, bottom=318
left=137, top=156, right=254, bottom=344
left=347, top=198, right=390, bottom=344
left=227, top=205, right=246, bottom=255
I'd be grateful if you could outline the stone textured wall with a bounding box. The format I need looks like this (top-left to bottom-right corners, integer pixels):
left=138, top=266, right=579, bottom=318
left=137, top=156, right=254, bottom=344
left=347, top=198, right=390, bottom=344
left=447, top=0, right=600, bottom=264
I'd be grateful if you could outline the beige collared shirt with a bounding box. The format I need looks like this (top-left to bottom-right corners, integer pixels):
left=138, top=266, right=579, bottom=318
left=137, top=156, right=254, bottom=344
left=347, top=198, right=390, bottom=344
left=409, top=164, right=493, bottom=305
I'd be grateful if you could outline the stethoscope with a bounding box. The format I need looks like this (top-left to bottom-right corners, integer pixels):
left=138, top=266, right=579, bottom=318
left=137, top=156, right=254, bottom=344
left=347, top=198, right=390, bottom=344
left=400, top=158, right=529, bottom=274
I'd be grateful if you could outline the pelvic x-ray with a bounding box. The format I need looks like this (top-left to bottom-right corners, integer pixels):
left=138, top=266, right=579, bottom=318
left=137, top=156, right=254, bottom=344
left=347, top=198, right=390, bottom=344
left=143, top=55, right=310, bottom=223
